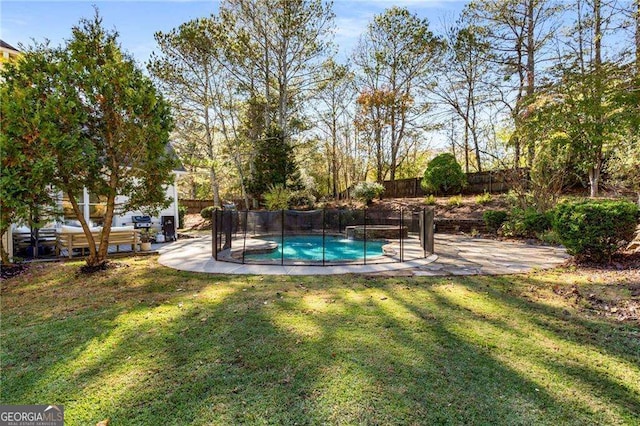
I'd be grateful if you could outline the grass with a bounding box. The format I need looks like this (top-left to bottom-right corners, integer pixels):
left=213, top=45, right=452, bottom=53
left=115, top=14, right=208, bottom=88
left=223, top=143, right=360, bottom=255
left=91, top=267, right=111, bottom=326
left=1, top=258, right=639, bottom=425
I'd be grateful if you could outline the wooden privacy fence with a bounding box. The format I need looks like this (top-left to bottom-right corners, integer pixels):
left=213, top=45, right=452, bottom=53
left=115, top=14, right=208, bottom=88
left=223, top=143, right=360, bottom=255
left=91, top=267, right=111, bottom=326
left=184, top=169, right=530, bottom=207
left=380, top=169, right=530, bottom=198
left=180, top=199, right=216, bottom=214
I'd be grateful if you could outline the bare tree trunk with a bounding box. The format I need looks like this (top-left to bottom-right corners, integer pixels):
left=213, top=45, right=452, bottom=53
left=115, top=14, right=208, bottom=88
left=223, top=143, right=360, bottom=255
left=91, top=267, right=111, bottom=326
left=636, top=0, right=640, bottom=74
left=66, top=189, right=99, bottom=265
left=526, top=0, right=536, bottom=167
left=95, top=191, right=117, bottom=264
left=203, top=94, right=221, bottom=207
left=591, top=0, right=603, bottom=198
left=463, top=119, right=470, bottom=174
left=589, top=166, right=601, bottom=198
left=0, top=227, right=10, bottom=265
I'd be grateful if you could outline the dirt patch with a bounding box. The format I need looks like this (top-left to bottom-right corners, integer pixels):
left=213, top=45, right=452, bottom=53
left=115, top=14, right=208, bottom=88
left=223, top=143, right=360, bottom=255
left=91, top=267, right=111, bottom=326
left=367, top=195, right=509, bottom=219
left=184, top=214, right=212, bottom=231
left=550, top=253, right=640, bottom=322
left=554, top=282, right=640, bottom=322
left=78, top=260, right=126, bottom=275
left=567, top=251, right=640, bottom=272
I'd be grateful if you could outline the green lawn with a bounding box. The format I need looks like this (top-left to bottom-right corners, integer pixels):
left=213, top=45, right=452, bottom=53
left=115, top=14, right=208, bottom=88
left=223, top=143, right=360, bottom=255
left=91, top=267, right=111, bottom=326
left=1, top=258, right=639, bottom=425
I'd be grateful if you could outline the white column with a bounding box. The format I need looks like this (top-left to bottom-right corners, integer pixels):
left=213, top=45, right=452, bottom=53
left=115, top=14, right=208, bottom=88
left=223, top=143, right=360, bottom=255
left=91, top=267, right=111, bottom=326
left=83, top=187, right=90, bottom=225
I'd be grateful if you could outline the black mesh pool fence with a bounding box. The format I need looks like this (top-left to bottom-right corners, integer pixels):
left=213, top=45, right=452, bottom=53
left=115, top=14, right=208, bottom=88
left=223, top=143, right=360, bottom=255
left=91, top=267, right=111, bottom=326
left=212, top=208, right=434, bottom=266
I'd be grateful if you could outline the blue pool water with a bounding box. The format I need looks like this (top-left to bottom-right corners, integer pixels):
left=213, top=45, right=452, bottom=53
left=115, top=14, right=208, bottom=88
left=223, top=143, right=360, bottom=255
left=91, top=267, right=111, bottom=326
left=245, top=235, right=385, bottom=262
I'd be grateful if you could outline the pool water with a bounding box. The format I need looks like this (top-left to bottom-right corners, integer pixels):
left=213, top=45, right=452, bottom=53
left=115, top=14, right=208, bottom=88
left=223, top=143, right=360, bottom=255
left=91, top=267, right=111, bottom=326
left=245, top=235, right=385, bottom=262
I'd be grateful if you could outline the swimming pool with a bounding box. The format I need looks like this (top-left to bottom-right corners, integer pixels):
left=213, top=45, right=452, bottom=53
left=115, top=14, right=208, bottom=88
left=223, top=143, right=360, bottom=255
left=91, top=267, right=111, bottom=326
left=243, top=235, right=386, bottom=262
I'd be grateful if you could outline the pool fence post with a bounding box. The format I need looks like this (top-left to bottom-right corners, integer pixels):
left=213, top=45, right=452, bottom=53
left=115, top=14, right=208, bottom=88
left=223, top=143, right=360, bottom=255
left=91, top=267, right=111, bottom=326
left=322, top=209, right=326, bottom=266
left=212, top=209, right=218, bottom=260
left=281, top=209, right=285, bottom=266
left=242, top=210, right=248, bottom=264
left=400, top=207, right=404, bottom=263
left=363, top=208, right=367, bottom=265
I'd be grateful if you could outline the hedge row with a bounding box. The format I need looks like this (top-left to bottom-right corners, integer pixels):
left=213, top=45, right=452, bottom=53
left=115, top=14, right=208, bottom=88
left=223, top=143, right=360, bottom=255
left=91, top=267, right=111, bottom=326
left=483, top=200, right=638, bottom=262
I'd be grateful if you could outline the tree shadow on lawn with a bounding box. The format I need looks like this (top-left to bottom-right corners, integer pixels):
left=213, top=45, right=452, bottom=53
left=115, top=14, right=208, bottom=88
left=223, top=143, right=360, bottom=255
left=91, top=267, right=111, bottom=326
left=48, top=276, right=637, bottom=424
left=3, top=269, right=639, bottom=424
left=393, top=278, right=640, bottom=422
left=0, top=261, right=229, bottom=405
left=453, top=275, right=640, bottom=365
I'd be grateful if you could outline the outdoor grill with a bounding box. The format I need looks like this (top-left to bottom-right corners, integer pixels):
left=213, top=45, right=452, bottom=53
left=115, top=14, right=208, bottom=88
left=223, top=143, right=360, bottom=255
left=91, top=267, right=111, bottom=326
left=131, top=215, right=152, bottom=229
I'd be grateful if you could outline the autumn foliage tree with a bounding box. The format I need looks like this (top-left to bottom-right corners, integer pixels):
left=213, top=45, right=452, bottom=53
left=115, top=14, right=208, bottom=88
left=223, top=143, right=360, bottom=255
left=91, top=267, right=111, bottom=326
left=353, top=6, right=442, bottom=183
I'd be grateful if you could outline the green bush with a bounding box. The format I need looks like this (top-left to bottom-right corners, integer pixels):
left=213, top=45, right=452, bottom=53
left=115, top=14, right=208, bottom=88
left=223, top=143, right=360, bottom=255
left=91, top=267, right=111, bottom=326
left=553, top=200, right=639, bottom=262
left=290, top=189, right=316, bottom=209
left=501, top=208, right=553, bottom=238
left=423, top=194, right=437, bottom=205
left=200, top=206, right=216, bottom=220
left=422, top=153, right=466, bottom=195
left=475, top=192, right=493, bottom=205
left=483, top=210, right=508, bottom=232
left=447, top=195, right=463, bottom=208
left=263, top=184, right=292, bottom=210
left=537, top=230, right=562, bottom=246
left=178, top=204, right=187, bottom=229
left=352, top=182, right=385, bottom=204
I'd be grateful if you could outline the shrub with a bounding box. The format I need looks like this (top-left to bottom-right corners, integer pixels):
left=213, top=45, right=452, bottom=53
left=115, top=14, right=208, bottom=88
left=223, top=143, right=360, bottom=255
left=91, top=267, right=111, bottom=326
left=263, top=184, right=292, bottom=210
left=422, top=153, right=466, bottom=195
left=200, top=206, right=216, bottom=220
left=537, top=230, right=562, bottom=246
left=352, top=182, right=385, bottom=204
left=483, top=210, right=508, bottom=232
left=475, top=192, right=493, bottom=205
left=553, top=200, right=639, bottom=262
left=501, top=208, right=552, bottom=238
left=447, top=195, right=463, bottom=208
left=178, top=204, right=187, bottom=229
left=289, top=189, right=316, bottom=209
left=423, top=194, right=437, bottom=206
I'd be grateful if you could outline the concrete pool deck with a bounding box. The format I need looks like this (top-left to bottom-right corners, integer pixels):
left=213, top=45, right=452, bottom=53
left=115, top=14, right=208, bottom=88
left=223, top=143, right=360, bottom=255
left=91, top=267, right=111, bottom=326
left=157, top=234, right=570, bottom=276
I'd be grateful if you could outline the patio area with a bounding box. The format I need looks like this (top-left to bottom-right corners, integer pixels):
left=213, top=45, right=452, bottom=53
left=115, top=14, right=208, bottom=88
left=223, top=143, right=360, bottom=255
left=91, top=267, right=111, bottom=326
left=157, top=234, right=570, bottom=276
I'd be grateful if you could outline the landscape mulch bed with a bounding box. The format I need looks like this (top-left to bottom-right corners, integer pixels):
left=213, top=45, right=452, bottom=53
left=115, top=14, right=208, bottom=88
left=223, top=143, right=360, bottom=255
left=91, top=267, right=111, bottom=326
left=0, top=264, right=29, bottom=280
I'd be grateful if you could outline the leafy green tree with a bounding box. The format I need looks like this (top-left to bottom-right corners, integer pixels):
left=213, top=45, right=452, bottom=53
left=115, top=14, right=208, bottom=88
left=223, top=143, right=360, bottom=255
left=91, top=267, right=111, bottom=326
left=1, top=13, right=174, bottom=267
left=248, top=126, right=302, bottom=200
left=607, top=137, right=640, bottom=206
left=0, top=44, right=60, bottom=264
left=422, top=153, right=467, bottom=195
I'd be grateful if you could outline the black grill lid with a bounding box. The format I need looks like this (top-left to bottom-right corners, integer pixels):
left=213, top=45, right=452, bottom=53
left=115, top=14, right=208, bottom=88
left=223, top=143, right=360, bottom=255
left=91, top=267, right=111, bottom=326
left=132, top=215, right=152, bottom=223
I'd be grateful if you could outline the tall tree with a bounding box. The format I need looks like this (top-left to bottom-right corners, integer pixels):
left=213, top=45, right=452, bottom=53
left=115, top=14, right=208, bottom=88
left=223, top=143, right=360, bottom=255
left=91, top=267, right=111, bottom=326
left=432, top=21, right=494, bottom=173
left=313, top=59, right=356, bottom=197
left=522, top=0, right=633, bottom=198
left=466, top=0, right=561, bottom=167
left=0, top=44, right=59, bottom=265
left=353, top=6, right=442, bottom=182
left=150, top=18, right=225, bottom=207
left=2, top=13, right=174, bottom=267
left=220, top=0, right=334, bottom=138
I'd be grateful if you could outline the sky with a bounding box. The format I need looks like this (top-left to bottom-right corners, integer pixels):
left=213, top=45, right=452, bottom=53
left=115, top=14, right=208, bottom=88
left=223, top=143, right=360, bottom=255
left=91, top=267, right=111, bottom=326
left=0, top=0, right=468, bottom=66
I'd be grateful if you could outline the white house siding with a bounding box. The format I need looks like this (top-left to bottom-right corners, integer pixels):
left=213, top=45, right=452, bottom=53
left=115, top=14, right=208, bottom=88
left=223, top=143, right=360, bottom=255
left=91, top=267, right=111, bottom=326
left=113, top=179, right=180, bottom=233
